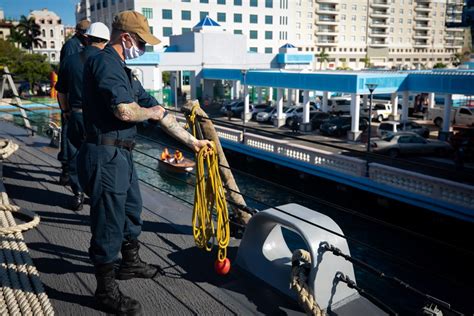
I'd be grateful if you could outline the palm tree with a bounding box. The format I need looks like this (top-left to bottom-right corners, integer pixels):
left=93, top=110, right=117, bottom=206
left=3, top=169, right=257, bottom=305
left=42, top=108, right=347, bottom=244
left=317, top=49, right=329, bottom=70
left=15, top=15, right=42, bottom=52
left=362, top=54, right=371, bottom=68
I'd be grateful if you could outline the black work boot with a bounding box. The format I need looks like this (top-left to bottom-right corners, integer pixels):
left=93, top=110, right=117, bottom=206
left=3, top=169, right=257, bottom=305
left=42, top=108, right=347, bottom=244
left=71, top=192, right=84, bottom=211
left=116, top=240, right=162, bottom=280
left=95, top=263, right=143, bottom=315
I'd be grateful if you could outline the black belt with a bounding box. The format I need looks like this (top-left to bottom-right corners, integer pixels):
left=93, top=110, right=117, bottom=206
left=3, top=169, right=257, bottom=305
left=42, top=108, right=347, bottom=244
left=86, top=136, right=136, bottom=151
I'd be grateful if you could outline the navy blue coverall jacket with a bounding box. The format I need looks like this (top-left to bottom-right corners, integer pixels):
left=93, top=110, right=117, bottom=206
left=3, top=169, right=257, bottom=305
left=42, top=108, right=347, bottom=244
left=78, top=45, right=158, bottom=265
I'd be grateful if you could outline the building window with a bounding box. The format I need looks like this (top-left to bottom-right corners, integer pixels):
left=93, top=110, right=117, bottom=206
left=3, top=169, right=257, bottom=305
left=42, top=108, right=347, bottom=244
left=250, top=15, right=258, bottom=24
left=61, top=29, right=64, bottom=36
left=163, top=27, right=172, bottom=36
left=50, top=41, right=55, bottom=48
left=250, top=0, right=258, bottom=7
left=265, top=16, right=272, bottom=24
left=142, top=8, right=153, bottom=19
left=97, top=2, right=101, bottom=10
left=50, top=30, right=54, bottom=37
left=249, top=47, right=258, bottom=52
left=182, top=10, right=191, bottom=20
left=352, top=4, right=357, bottom=10
left=149, top=26, right=154, bottom=34
left=200, top=0, right=209, bottom=3
left=90, top=5, right=95, bottom=12
left=200, top=11, right=209, bottom=20
left=42, top=29, right=45, bottom=37
left=234, top=29, right=242, bottom=34
left=351, top=15, right=356, bottom=21
left=265, top=0, right=273, bottom=8
left=265, top=47, right=272, bottom=54
left=162, top=9, right=172, bottom=20
left=181, top=0, right=190, bottom=2
left=145, top=45, right=153, bottom=52
left=111, top=0, right=115, bottom=4
left=217, top=0, right=225, bottom=3
left=217, top=12, right=226, bottom=22
left=265, top=31, right=272, bottom=39
left=250, top=30, right=258, bottom=39
left=182, top=28, right=191, bottom=33
left=103, top=0, right=108, bottom=8
left=51, top=53, right=56, bottom=60
left=234, top=0, right=242, bottom=5
left=234, top=13, right=242, bottom=23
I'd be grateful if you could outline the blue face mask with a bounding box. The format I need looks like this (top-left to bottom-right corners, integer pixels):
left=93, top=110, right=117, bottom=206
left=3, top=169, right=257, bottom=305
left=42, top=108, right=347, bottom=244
left=122, top=33, right=145, bottom=60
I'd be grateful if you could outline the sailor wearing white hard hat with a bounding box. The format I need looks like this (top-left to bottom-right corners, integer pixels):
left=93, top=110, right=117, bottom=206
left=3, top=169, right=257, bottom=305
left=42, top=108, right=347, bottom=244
left=55, top=22, right=110, bottom=212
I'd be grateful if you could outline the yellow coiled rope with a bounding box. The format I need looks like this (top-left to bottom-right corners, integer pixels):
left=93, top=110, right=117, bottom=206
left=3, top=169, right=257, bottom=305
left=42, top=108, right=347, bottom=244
left=187, top=102, right=230, bottom=262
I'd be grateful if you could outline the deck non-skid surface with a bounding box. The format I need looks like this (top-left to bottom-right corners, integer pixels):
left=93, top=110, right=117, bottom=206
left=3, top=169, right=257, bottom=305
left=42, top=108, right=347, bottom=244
left=0, top=121, right=302, bottom=315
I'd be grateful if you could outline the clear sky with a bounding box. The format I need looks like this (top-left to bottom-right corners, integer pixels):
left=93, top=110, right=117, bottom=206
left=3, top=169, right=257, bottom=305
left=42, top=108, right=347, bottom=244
left=0, top=0, right=77, bottom=25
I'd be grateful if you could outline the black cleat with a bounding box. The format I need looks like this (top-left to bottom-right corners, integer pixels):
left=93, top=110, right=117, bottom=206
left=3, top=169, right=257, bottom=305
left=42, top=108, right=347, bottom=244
left=71, top=193, right=84, bottom=211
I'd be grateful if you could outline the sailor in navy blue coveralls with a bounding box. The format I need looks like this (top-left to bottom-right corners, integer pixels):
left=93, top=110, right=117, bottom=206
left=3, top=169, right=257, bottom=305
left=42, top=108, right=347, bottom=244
left=57, top=19, right=90, bottom=186
left=55, top=23, right=109, bottom=211
left=77, top=10, right=210, bottom=315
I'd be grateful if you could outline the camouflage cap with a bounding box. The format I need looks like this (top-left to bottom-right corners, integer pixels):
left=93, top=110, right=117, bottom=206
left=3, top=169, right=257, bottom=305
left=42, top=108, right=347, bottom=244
left=76, top=19, right=91, bottom=32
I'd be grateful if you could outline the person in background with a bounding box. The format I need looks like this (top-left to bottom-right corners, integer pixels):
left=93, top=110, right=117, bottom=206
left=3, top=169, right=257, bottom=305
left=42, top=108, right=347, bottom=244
left=57, top=19, right=91, bottom=186
left=78, top=11, right=210, bottom=314
left=55, top=22, right=110, bottom=211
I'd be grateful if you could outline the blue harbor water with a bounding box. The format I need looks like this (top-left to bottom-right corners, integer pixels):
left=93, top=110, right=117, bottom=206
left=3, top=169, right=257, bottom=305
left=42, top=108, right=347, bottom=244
left=3, top=108, right=473, bottom=314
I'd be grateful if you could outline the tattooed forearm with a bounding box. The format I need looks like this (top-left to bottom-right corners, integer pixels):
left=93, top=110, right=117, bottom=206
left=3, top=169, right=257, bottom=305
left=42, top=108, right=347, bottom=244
left=160, top=113, right=198, bottom=149
left=113, top=102, right=151, bottom=122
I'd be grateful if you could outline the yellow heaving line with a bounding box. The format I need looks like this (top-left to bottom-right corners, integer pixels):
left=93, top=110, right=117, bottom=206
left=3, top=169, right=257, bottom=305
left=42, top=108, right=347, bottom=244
left=187, top=102, right=230, bottom=263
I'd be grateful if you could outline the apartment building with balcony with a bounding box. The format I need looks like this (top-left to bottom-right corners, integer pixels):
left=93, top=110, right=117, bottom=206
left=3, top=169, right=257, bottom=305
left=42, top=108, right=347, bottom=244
left=75, top=0, right=311, bottom=55
left=29, top=9, right=65, bottom=64
left=310, top=0, right=467, bottom=70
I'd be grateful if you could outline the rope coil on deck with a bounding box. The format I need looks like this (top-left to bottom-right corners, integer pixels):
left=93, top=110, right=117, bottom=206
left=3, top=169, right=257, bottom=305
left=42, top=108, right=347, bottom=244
left=290, top=249, right=325, bottom=316
left=0, top=139, right=53, bottom=314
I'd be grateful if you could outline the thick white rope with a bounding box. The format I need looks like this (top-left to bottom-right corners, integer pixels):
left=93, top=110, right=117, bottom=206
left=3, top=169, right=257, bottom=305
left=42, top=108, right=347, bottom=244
left=0, top=139, right=54, bottom=314
left=290, top=249, right=325, bottom=316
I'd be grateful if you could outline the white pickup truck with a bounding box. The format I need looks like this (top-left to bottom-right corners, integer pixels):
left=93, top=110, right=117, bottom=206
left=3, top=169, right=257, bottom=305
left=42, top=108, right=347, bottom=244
left=360, top=103, right=398, bottom=122
left=428, top=106, right=474, bottom=127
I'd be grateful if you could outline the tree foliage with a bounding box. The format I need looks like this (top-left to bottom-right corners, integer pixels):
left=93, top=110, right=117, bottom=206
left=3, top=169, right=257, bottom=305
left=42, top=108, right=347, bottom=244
left=317, top=49, right=329, bottom=70
left=433, top=63, right=447, bottom=69
left=0, top=39, right=51, bottom=87
left=12, top=15, right=42, bottom=51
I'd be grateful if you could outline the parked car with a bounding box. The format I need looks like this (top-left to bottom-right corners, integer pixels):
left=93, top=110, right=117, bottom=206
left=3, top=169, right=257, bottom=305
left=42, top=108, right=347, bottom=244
left=220, top=101, right=254, bottom=118
left=270, top=105, right=297, bottom=121
left=284, top=105, right=318, bottom=126
left=361, top=103, right=399, bottom=122
left=377, top=121, right=430, bottom=138
left=320, top=116, right=369, bottom=136
left=428, top=106, right=474, bottom=127
left=371, top=132, right=452, bottom=158
left=251, top=103, right=273, bottom=120
left=257, top=107, right=279, bottom=123
left=310, top=112, right=334, bottom=130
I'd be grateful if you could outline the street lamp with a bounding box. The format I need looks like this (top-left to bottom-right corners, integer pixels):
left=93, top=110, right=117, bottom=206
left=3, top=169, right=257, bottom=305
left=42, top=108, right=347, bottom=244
left=365, top=83, right=378, bottom=155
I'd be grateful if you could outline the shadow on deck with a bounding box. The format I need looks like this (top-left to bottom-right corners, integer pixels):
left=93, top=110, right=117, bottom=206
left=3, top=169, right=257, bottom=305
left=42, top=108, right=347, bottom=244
left=0, top=121, right=303, bottom=315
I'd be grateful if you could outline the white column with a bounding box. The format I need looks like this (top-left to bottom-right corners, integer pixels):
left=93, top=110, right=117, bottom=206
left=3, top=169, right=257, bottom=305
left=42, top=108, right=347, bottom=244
left=274, top=88, right=285, bottom=127
left=287, top=89, right=293, bottom=107
left=303, top=90, right=310, bottom=123
left=257, top=87, right=263, bottom=104
left=268, top=87, right=273, bottom=103
left=236, top=80, right=242, bottom=99
left=350, top=93, right=361, bottom=133
left=231, top=80, right=237, bottom=99
left=244, top=84, right=250, bottom=122
left=322, top=91, right=329, bottom=112
left=428, top=92, right=435, bottom=109
left=402, top=90, right=409, bottom=122
left=391, top=92, right=398, bottom=117
left=443, top=94, right=452, bottom=133
left=294, top=89, right=300, bottom=105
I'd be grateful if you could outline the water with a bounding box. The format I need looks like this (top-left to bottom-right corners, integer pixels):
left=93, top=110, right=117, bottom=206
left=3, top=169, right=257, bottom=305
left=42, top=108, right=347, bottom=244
left=6, top=109, right=473, bottom=315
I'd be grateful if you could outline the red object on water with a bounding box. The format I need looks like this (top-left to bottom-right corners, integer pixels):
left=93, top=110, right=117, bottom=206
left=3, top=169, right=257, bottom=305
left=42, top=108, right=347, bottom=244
left=214, top=258, right=231, bottom=275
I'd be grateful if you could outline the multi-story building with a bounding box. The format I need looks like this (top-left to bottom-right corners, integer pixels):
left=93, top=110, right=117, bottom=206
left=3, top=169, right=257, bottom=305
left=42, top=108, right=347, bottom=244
left=29, top=9, right=65, bottom=64
left=311, top=0, right=466, bottom=70
left=75, top=0, right=467, bottom=70
left=75, top=0, right=307, bottom=55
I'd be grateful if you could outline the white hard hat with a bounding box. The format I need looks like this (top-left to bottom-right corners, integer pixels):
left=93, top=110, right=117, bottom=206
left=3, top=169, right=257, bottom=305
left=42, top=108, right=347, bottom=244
left=85, top=22, right=110, bottom=41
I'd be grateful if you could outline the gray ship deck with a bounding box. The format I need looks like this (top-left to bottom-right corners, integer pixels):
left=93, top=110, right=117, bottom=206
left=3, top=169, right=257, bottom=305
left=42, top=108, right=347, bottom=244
left=0, top=121, right=303, bottom=315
